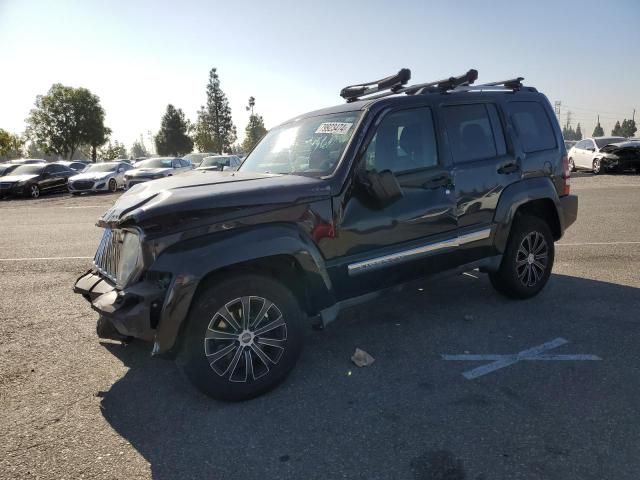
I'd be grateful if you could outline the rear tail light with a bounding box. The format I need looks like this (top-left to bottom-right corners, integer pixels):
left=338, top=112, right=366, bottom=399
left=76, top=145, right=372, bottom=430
left=561, top=154, right=570, bottom=195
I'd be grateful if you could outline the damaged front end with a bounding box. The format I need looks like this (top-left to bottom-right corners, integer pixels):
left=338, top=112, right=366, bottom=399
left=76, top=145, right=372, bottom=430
left=599, top=141, right=640, bottom=172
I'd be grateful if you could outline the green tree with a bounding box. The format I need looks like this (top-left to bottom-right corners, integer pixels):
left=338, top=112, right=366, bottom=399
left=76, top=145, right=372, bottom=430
left=620, top=119, right=637, bottom=138
left=0, top=129, right=25, bottom=160
left=611, top=120, right=623, bottom=136
left=25, top=84, right=109, bottom=160
left=592, top=121, right=604, bottom=137
left=130, top=137, right=149, bottom=158
left=194, top=68, right=236, bottom=153
left=154, top=104, right=193, bottom=156
left=562, top=125, right=577, bottom=141
left=575, top=123, right=582, bottom=140
left=99, top=140, right=127, bottom=160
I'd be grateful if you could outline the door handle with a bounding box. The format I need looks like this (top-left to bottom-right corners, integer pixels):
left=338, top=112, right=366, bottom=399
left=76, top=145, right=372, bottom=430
left=423, top=175, right=452, bottom=189
left=497, top=162, right=519, bottom=174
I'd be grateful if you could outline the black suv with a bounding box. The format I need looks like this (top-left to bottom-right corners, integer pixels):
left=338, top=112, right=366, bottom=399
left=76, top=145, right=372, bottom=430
left=74, top=69, right=578, bottom=401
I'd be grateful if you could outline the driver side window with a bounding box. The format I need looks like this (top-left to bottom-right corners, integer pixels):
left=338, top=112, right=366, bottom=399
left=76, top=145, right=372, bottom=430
left=364, top=107, right=438, bottom=175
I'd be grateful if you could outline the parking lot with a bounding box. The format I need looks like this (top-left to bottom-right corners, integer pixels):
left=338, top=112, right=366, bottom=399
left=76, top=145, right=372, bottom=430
left=1, top=174, right=639, bottom=480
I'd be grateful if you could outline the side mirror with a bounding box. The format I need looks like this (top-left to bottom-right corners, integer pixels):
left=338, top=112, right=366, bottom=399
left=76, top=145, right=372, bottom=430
left=357, top=169, right=402, bottom=208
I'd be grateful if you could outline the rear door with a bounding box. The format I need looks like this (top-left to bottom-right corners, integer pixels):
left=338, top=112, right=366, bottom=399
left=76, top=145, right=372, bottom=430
left=441, top=102, right=515, bottom=260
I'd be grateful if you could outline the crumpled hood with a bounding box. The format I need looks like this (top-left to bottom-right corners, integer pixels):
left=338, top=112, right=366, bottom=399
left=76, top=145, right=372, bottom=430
left=99, top=170, right=331, bottom=229
left=0, top=174, right=38, bottom=183
left=599, top=141, right=640, bottom=155
left=126, top=167, right=172, bottom=177
left=70, top=171, right=113, bottom=182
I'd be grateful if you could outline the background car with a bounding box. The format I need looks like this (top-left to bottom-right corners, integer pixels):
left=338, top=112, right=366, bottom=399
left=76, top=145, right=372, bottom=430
left=196, top=155, right=242, bottom=172
left=123, top=157, right=192, bottom=189
left=564, top=140, right=577, bottom=151
left=0, top=163, right=19, bottom=177
left=0, top=163, right=74, bottom=199
left=568, top=136, right=626, bottom=173
left=55, top=160, right=89, bottom=172
left=9, top=158, right=47, bottom=165
left=593, top=139, right=640, bottom=173
left=182, top=152, right=217, bottom=167
left=68, top=161, right=133, bottom=195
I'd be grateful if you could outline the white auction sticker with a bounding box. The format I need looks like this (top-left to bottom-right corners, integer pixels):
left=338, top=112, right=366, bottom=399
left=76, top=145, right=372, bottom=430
left=315, top=122, right=353, bottom=134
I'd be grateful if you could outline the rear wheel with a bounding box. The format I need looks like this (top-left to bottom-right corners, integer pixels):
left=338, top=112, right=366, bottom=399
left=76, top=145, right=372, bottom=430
left=177, top=274, right=304, bottom=401
left=489, top=215, right=554, bottom=299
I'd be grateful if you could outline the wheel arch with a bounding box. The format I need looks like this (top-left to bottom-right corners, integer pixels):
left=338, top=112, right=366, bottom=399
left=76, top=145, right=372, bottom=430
left=150, top=224, right=335, bottom=354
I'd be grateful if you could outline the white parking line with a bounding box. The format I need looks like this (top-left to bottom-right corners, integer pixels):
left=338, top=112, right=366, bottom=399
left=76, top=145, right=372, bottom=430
left=0, top=256, right=92, bottom=261
left=557, top=241, right=640, bottom=246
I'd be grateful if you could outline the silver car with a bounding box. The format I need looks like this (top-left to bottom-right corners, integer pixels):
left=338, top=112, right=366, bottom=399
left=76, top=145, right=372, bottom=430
left=68, top=161, right=132, bottom=194
left=196, top=155, right=242, bottom=172
left=124, top=157, right=193, bottom=189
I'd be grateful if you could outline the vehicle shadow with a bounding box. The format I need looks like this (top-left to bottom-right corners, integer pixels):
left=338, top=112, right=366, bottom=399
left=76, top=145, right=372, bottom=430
left=99, top=272, right=640, bottom=480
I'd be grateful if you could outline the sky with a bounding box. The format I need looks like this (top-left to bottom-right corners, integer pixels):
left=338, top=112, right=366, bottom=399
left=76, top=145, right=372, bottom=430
left=0, top=0, right=638, bottom=154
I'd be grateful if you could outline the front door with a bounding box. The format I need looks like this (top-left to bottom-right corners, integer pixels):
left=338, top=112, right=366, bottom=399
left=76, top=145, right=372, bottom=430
left=327, top=106, right=457, bottom=299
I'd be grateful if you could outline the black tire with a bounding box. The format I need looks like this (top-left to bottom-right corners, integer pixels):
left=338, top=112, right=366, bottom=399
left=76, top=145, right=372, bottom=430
left=108, top=178, right=117, bottom=192
left=592, top=158, right=602, bottom=175
left=489, top=215, right=555, bottom=299
left=177, top=274, right=304, bottom=401
left=27, top=184, right=40, bottom=199
left=72, top=192, right=81, bottom=196
left=568, top=157, right=576, bottom=172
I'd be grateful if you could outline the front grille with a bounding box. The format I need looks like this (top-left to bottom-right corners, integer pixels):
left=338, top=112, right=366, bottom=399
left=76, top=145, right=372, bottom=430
left=72, top=180, right=94, bottom=190
left=94, top=229, right=122, bottom=283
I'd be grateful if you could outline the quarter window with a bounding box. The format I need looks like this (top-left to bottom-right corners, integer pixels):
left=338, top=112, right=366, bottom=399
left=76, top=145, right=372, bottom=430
left=508, top=101, right=556, bottom=152
left=443, top=104, right=498, bottom=163
left=364, top=107, right=438, bottom=175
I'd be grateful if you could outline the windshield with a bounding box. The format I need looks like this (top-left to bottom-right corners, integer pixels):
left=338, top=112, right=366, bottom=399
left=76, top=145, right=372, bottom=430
left=11, top=164, right=45, bottom=175
left=86, top=163, right=118, bottom=173
left=135, top=158, right=173, bottom=169
left=183, top=152, right=214, bottom=166
left=201, top=156, right=231, bottom=167
left=595, top=137, right=625, bottom=148
left=239, top=111, right=362, bottom=176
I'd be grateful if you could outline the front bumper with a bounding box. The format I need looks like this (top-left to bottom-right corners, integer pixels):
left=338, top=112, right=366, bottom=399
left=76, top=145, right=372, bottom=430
left=0, top=183, right=27, bottom=197
left=560, top=194, right=578, bottom=231
left=68, top=180, right=110, bottom=193
left=74, top=270, right=166, bottom=342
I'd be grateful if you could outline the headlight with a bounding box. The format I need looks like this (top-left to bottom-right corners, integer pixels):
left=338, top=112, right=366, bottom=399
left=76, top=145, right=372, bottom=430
left=117, top=231, right=143, bottom=287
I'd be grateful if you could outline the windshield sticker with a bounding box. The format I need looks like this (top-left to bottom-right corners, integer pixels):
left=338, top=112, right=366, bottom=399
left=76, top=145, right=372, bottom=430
left=315, top=122, right=353, bottom=135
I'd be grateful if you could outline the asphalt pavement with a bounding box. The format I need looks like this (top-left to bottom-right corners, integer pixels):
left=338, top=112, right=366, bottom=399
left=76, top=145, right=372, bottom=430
left=1, top=175, right=639, bottom=480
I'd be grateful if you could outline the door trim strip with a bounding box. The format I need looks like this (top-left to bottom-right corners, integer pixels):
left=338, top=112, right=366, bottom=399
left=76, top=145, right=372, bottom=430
left=347, top=227, right=491, bottom=276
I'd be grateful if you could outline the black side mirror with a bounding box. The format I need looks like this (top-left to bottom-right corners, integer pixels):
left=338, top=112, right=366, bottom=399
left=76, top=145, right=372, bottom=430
left=357, top=169, right=403, bottom=208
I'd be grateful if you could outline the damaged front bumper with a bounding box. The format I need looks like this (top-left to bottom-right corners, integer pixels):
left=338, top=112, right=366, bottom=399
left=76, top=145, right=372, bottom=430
left=74, top=270, right=166, bottom=343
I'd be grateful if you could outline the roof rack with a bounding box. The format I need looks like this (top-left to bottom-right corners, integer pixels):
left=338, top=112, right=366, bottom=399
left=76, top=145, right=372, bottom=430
left=340, top=69, right=479, bottom=102
left=340, top=68, right=412, bottom=103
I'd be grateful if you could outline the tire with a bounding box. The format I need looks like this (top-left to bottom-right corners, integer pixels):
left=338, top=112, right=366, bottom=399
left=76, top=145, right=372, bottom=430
left=28, top=184, right=40, bottom=199
left=108, top=178, right=117, bottom=193
left=72, top=192, right=81, bottom=196
left=177, top=274, right=305, bottom=401
left=489, top=215, right=555, bottom=299
left=592, top=158, right=602, bottom=175
left=568, top=158, right=576, bottom=172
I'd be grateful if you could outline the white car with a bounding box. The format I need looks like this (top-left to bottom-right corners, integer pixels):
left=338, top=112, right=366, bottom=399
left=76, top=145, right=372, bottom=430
left=196, top=155, right=242, bottom=172
left=68, top=161, right=132, bottom=194
left=123, top=157, right=193, bottom=189
left=568, top=136, right=626, bottom=173
left=183, top=152, right=218, bottom=168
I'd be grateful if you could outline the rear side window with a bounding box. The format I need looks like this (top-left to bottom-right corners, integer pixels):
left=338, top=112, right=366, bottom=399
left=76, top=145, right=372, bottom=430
left=443, top=104, right=498, bottom=163
left=509, top=101, right=556, bottom=152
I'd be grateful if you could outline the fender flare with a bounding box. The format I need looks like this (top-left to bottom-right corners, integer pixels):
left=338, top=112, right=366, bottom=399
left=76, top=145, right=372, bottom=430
left=150, top=224, right=334, bottom=353
left=492, top=177, right=564, bottom=252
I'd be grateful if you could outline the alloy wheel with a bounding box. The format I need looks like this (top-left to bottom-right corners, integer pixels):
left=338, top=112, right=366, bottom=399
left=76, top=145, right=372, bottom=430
left=515, top=231, right=548, bottom=287
left=109, top=179, right=117, bottom=192
left=592, top=158, right=601, bottom=174
left=204, top=296, right=287, bottom=383
left=30, top=185, right=40, bottom=198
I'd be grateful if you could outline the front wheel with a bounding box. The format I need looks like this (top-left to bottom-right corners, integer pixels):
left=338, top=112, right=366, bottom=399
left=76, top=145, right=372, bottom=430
left=592, top=158, right=602, bottom=175
left=177, top=274, right=304, bottom=401
left=28, top=184, right=40, bottom=199
left=568, top=158, right=576, bottom=172
left=489, top=215, right=555, bottom=299
left=108, top=178, right=117, bottom=192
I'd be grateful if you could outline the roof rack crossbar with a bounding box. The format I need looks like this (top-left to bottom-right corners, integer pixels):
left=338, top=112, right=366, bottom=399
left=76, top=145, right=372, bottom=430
left=340, top=68, right=411, bottom=103
left=362, top=69, right=478, bottom=101
left=474, top=77, right=524, bottom=89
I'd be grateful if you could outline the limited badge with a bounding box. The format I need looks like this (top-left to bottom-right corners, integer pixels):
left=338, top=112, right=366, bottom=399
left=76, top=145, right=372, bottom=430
left=315, top=122, right=353, bottom=135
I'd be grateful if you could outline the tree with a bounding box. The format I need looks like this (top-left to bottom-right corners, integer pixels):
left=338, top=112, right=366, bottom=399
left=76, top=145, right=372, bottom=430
left=242, top=96, right=267, bottom=153
left=620, top=119, right=637, bottom=138
left=562, top=125, right=577, bottom=141
left=193, top=68, right=236, bottom=153
left=0, top=129, right=25, bottom=160
left=575, top=123, right=582, bottom=141
left=592, top=121, right=604, bottom=137
left=99, top=141, right=127, bottom=160
left=25, top=84, right=109, bottom=160
left=130, top=137, right=149, bottom=158
left=154, top=104, right=193, bottom=156
left=611, top=120, right=623, bottom=136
